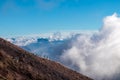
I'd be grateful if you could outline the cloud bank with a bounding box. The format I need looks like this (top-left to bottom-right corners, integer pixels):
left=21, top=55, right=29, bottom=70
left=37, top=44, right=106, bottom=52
left=61, top=13, right=120, bottom=80
left=7, top=13, right=120, bottom=80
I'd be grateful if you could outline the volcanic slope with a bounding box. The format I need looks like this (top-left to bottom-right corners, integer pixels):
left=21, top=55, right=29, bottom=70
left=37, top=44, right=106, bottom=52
left=0, top=38, right=92, bottom=80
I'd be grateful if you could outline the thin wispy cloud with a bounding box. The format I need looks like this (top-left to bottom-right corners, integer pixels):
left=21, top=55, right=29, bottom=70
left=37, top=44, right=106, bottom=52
left=0, top=0, right=80, bottom=12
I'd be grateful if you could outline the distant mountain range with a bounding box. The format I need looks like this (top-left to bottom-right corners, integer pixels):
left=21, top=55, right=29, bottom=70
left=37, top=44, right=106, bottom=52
left=0, top=37, right=92, bottom=80
left=6, top=32, right=80, bottom=61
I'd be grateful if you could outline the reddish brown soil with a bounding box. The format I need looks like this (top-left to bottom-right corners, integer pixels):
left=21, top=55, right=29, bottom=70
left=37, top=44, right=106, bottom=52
left=0, top=38, right=92, bottom=80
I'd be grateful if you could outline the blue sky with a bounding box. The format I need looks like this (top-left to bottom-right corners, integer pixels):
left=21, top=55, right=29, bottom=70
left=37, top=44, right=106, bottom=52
left=0, top=0, right=120, bottom=37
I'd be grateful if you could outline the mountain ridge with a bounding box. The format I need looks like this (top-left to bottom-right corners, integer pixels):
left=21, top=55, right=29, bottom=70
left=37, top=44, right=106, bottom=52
left=0, top=38, right=92, bottom=80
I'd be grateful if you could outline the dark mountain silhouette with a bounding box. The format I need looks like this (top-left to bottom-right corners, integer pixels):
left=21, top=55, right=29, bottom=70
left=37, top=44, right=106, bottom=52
left=0, top=38, right=92, bottom=80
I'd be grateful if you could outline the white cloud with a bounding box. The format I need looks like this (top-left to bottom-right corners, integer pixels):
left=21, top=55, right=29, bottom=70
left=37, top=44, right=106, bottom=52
left=7, top=37, right=37, bottom=46
left=61, top=13, right=120, bottom=80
